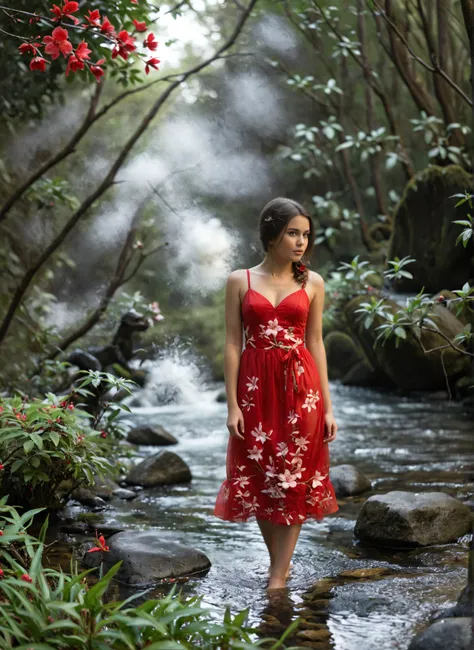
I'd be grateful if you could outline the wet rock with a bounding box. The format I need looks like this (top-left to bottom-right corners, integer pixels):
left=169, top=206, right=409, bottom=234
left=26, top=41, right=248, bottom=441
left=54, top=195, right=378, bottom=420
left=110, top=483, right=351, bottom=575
left=71, top=487, right=107, bottom=509
left=354, top=491, right=472, bottom=547
left=93, top=476, right=120, bottom=500
left=102, top=530, right=211, bottom=586
left=296, top=629, right=331, bottom=642
left=342, top=358, right=380, bottom=387
left=216, top=390, right=227, bottom=403
left=324, top=331, right=367, bottom=381
left=407, top=617, right=472, bottom=650
left=112, top=488, right=136, bottom=500
left=329, top=465, right=372, bottom=497
left=338, top=567, right=392, bottom=579
left=434, top=585, right=472, bottom=619
left=127, top=425, right=178, bottom=446
left=125, top=450, right=192, bottom=487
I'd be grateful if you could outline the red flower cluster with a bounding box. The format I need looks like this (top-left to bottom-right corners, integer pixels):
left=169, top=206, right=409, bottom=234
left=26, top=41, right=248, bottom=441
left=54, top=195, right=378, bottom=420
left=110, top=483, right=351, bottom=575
left=16, top=2, right=160, bottom=81
left=87, top=533, right=110, bottom=553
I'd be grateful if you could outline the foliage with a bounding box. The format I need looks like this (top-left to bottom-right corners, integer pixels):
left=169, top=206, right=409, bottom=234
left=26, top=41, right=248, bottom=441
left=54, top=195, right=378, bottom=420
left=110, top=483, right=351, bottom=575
left=0, top=500, right=304, bottom=649
left=0, top=370, right=139, bottom=509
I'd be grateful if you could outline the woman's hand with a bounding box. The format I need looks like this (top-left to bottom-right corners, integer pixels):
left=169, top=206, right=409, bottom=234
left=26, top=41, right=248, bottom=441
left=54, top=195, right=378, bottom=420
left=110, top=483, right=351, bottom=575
left=227, top=405, right=245, bottom=440
left=323, top=412, right=338, bottom=443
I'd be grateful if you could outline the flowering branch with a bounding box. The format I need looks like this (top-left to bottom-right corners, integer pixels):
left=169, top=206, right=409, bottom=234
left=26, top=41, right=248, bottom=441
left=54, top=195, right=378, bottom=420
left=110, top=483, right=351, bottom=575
left=0, top=0, right=259, bottom=347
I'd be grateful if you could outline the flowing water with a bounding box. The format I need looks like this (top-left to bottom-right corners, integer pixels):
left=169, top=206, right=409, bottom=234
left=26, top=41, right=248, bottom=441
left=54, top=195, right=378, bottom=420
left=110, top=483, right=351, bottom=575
left=58, top=366, right=474, bottom=649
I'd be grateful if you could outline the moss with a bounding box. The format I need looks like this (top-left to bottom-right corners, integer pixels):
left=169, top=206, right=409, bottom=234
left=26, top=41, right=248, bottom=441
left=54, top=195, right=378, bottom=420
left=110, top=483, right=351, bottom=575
left=388, top=164, right=474, bottom=293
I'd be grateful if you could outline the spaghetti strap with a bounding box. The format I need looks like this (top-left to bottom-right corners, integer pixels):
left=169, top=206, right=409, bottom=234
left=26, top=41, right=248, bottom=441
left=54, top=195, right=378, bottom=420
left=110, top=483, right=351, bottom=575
left=246, top=268, right=251, bottom=289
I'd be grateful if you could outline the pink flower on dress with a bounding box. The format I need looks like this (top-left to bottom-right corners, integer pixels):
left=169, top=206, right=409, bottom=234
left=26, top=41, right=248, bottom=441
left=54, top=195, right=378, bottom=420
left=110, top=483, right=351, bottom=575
left=276, top=442, right=289, bottom=457
left=311, top=470, right=326, bottom=489
left=294, top=436, right=309, bottom=451
left=251, top=422, right=272, bottom=443
left=246, top=376, right=259, bottom=391
left=265, top=319, right=284, bottom=337
left=232, top=475, right=250, bottom=489
left=302, top=389, right=320, bottom=412
left=287, top=410, right=300, bottom=425
left=241, top=396, right=254, bottom=411
left=247, top=445, right=263, bottom=461
left=278, top=469, right=299, bottom=489
left=297, top=363, right=304, bottom=376
left=264, top=462, right=278, bottom=480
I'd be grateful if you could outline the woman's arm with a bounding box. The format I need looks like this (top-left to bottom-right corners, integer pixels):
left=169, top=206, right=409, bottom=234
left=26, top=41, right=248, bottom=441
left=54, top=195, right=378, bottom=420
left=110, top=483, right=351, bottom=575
left=306, top=272, right=337, bottom=441
left=223, top=271, right=245, bottom=439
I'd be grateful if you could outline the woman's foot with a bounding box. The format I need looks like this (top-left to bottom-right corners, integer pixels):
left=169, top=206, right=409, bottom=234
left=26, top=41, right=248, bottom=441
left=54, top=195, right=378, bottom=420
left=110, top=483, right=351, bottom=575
left=266, top=575, right=287, bottom=590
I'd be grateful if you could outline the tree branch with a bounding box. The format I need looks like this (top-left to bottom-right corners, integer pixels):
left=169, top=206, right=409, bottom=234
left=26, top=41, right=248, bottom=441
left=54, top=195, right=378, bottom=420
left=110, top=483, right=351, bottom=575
left=0, top=0, right=259, bottom=346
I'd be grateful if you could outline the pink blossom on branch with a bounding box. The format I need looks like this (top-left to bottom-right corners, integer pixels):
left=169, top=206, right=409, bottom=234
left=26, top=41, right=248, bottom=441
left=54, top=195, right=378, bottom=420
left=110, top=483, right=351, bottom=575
left=43, top=27, right=73, bottom=59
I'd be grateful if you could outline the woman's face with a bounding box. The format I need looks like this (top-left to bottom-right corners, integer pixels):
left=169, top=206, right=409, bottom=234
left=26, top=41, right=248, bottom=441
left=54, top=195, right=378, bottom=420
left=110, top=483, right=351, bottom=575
left=270, top=215, right=310, bottom=262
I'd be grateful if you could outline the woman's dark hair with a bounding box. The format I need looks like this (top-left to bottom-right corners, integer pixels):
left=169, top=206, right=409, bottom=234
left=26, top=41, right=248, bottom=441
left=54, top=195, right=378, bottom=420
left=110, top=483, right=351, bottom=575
left=259, top=197, right=315, bottom=285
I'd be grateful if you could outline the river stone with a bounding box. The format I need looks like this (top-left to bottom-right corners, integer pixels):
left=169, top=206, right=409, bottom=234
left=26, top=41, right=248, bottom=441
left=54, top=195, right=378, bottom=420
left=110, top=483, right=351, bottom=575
left=103, top=531, right=211, bottom=586
left=112, top=488, right=136, bottom=501
left=127, top=425, right=178, bottom=446
left=354, top=491, right=472, bottom=547
left=324, top=331, right=366, bottom=381
left=407, top=618, right=472, bottom=650
left=329, top=465, right=371, bottom=497
left=125, top=450, right=192, bottom=487
left=216, top=390, right=227, bottom=403
left=71, top=487, right=107, bottom=508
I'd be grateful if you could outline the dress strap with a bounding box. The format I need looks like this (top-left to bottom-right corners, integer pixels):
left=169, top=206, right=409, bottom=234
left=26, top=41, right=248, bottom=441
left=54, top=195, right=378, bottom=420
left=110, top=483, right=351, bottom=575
left=246, top=268, right=251, bottom=289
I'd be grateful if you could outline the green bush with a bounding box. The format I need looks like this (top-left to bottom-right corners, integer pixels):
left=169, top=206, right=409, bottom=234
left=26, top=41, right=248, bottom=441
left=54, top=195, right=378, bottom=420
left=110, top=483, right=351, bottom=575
left=0, top=500, right=303, bottom=649
left=0, top=393, right=113, bottom=510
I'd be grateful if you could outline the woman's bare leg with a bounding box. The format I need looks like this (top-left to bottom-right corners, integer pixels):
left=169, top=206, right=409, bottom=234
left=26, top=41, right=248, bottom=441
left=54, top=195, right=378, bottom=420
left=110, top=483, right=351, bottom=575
left=267, top=523, right=302, bottom=590
left=257, top=519, right=276, bottom=566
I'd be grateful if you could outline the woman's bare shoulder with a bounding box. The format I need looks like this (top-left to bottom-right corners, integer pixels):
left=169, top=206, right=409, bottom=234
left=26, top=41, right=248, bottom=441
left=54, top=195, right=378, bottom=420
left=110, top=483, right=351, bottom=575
left=307, top=270, right=325, bottom=289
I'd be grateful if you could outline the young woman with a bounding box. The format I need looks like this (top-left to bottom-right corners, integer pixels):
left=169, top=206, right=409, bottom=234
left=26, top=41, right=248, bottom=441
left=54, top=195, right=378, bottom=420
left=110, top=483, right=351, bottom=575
left=213, top=197, right=338, bottom=590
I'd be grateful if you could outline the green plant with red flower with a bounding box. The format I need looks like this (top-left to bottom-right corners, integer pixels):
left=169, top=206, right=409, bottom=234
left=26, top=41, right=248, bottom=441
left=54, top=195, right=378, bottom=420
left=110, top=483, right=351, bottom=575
left=3, top=1, right=161, bottom=83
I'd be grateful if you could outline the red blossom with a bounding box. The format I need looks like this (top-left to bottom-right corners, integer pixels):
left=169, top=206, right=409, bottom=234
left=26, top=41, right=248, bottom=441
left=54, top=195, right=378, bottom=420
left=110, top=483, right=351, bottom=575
left=19, top=42, right=41, bottom=56
left=21, top=574, right=33, bottom=583
left=145, top=57, right=160, bottom=74
left=87, top=533, right=110, bottom=553
left=131, top=0, right=138, bottom=3
left=29, top=14, right=41, bottom=25
left=100, top=431, right=107, bottom=439
left=0, top=406, right=3, bottom=412
left=0, top=464, right=4, bottom=471
left=90, top=60, right=105, bottom=82
left=43, top=27, right=72, bottom=60
left=75, top=41, right=91, bottom=61
left=51, top=2, right=80, bottom=25
left=60, top=401, right=67, bottom=408
left=0, top=569, right=4, bottom=578
left=144, top=33, right=158, bottom=51
left=0, top=531, right=3, bottom=536
left=133, top=19, right=147, bottom=32
left=85, top=9, right=101, bottom=27
left=67, top=403, right=75, bottom=410
left=112, top=30, right=136, bottom=60
left=66, top=55, right=84, bottom=76
left=100, top=17, right=115, bottom=36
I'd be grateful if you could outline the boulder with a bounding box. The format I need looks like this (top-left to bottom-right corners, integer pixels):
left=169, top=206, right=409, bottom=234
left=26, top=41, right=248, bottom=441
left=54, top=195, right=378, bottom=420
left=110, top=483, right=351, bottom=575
left=341, top=358, right=381, bottom=387
left=71, top=487, right=107, bottom=509
left=323, top=331, right=367, bottom=381
left=329, top=465, right=371, bottom=497
left=407, top=618, right=472, bottom=650
left=112, top=488, right=136, bottom=501
left=127, top=425, right=178, bottom=446
left=345, top=295, right=470, bottom=391
left=125, top=450, right=192, bottom=487
left=354, top=491, right=472, bottom=547
left=388, top=164, right=474, bottom=293
left=102, top=530, right=211, bottom=586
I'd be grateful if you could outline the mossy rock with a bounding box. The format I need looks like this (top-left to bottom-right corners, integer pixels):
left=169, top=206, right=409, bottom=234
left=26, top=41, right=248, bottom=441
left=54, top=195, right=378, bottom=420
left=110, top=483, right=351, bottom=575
left=324, top=331, right=366, bottom=380
left=345, top=295, right=470, bottom=391
left=388, top=165, right=474, bottom=292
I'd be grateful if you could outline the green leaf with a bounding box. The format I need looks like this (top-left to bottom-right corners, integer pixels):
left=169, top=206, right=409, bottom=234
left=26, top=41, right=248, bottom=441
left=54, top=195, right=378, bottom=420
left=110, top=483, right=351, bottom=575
left=23, top=440, right=35, bottom=454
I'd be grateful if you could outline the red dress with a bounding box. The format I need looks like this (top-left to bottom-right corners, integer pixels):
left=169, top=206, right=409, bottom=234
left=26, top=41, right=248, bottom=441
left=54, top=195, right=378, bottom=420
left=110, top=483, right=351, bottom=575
left=213, top=269, right=338, bottom=526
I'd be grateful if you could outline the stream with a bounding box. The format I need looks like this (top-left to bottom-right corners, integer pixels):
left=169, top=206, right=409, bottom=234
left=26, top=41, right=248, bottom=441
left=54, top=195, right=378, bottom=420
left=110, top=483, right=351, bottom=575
left=57, top=377, right=474, bottom=649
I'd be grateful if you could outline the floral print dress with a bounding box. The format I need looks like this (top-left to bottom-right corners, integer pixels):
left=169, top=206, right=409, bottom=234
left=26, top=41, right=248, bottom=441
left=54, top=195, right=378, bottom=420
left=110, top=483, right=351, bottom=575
left=213, top=269, right=338, bottom=526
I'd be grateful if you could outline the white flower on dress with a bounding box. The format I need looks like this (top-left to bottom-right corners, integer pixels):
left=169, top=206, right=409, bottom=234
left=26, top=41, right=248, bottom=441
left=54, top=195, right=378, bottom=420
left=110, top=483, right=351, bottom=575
left=287, top=410, right=300, bottom=425
left=294, top=436, right=309, bottom=451
left=311, top=470, right=326, bottom=488
left=246, top=376, right=259, bottom=391
left=236, top=489, right=250, bottom=501
left=251, top=422, right=272, bottom=444
left=264, top=463, right=278, bottom=480
left=237, top=464, right=247, bottom=472
left=291, top=456, right=305, bottom=478
left=247, top=445, right=263, bottom=461
left=262, top=485, right=286, bottom=499
left=278, top=469, right=299, bottom=489
left=244, top=495, right=259, bottom=512
left=265, top=319, right=284, bottom=337
left=241, top=396, right=255, bottom=411
left=264, top=507, right=274, bottom=516
left=223, top=485, right=229, bottom=500
left=302, top=389, right=320, bottom=412
left=276, top=441, right=289, bottom=457
left=297, top=363, right=304, bottom=376
left=244, top=326, right=255, bottom=347
left=232, top=475, right=250, bottom=489
left=277, top=506, right=293, bottom=525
